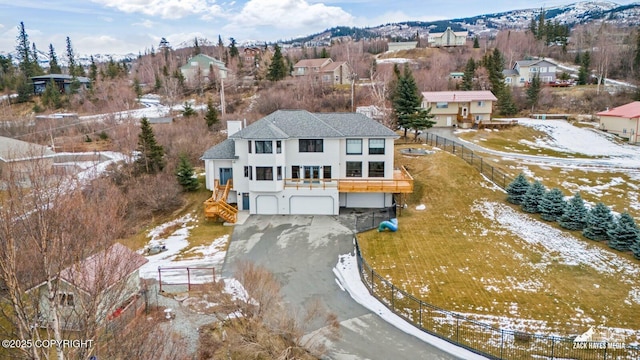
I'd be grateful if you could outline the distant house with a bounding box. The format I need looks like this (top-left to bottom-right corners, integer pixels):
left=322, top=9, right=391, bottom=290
left=428, top=27, right=468, bottom=47
left=597, top=101, right=640, bottom=144
left=356, top=105, right=387, bottom=122
left=503, top=59, right=557, bottom=87
left=0, top=136, right=55, bottom=185
left=31, top=74, right=91, bottom=94
left=29, top=243, right=148, bottom=331
left=180, top=54, right=229, bottom=84
left=387, top=42, right=418, bottom=52
left=421, top=91, right=497, bottom=128
left=243, top=47, right=262, bottom=64
left=292, top=58, right=353, bottom=85
left=449, top=72, right=464, bottom=81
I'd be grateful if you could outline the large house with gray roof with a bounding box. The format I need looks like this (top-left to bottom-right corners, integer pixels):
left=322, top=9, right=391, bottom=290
left=503, top=59, right=557, bottom=87
left=201, top=110, right=413, bottom=217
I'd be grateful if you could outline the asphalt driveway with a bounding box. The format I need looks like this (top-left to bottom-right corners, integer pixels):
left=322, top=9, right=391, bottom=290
left=222, top=214, right=460, bottom=360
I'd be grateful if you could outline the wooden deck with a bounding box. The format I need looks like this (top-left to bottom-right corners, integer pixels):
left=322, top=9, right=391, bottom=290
left=284, top=166, right=414, bottom=193
left=478, top=119, right=518, bottom=130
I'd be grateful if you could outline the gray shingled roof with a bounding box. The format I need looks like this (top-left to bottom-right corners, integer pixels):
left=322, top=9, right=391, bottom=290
left=229, top=110, right=397, bottom=140
left=201, top=138, right=236, bottom=160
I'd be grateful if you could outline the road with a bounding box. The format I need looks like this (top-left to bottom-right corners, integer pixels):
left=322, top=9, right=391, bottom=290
left=222, top=215, right=462, bottom=360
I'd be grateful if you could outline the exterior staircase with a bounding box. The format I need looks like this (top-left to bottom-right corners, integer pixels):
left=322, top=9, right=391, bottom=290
left=204, top=179, right=238, bottom=223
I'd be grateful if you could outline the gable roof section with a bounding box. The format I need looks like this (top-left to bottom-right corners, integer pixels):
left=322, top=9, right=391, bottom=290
left=202, top=138, right=237, bottom=160
left=0, top=136, right=55, bottom=162
left=293, top=58, right=332, bottom=68
left=59, top=243, right=148, bottom=295
left=422, top=91, right=497, bottom=103
left=181, top=54, right=228, bottom=71
left=514, top=59, right=556, bottom=68
left=597, top=101, right=640, bottom=119
left=31, top=74, right=91, bottom=83
left=321, top=61, right=347, bottom=72
left=229, top=110, right=397, bottom=140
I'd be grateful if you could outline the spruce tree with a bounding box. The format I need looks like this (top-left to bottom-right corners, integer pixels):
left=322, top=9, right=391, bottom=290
left=521, top=180, right=546, bottom=213
left=16, top=22, right=34, bottom=78
left=607, top=213, right=640, bottom=252
left=506, top=173, right=530, bottom=205
left=631, top=237, right=640, bottom=259
left=135, top=117, right=165, bottom=175
left=182, top=101, right=196, bottom=117
left=229, top=38, right=239, bottom=58
left=393, top=64, right=423, bottom=140
left=204, top=98, right=219, bottom=128
left=526, top=73, right=541, bottom=111
left=577, top=51, right=590, bottom=85
left=473, top=37, right=480, bottom=48
left=462, top=58, right=475, bottom=91
left=66, top=36, right=77, bottom=77
left=41, top=79, right=62, bottom=109
left=89, top=55, right=98, bottom=82
left=48, top=43, right=62, bottom=74
left=558, top=192, right=588, bottom=230
left=267, top=44, right=287, bottom=81
left=539, top=188, right=566, bottom=221
left=175, top=154, right=200, bottom=192
left=583, top=202, right=614, bottom=241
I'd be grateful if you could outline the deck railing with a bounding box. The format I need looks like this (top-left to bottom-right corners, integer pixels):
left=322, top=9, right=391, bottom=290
left=283, top=166, right=413, bottom=193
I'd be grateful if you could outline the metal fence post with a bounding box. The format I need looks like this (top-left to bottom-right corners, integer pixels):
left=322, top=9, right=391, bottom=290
left=480, top=157, right=483, bottom=174
left=419, top=302, right=422, bottom=328
left=456, top=317, right=459, bottom=342
left=471, top=152, right=474, bottom=165
left=391, top=284, right=395, bottom=310
left=158, top=266, right=162, bottom=293
left=551, top=336, right=555, bottom=360
left=500, top=330, right=504, bottom=359
left=371, top=268, right=375, bottom=292
left=491, top=166, right=494, bottom=182
left=503, top=174, right=506, bottom=189
left=187, top=267, right=191, bottom=291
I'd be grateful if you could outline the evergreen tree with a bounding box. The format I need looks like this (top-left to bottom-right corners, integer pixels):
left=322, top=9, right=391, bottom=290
left=41, top=79, right=62, bottom=109
left=48, top=43, right=62, bottom=74
left=30, top=43, right=43, bottom=75
left=267, top=44, right=287, bottom=81
left=154, top=73, right=163, bottom=91
left=577, top=51, right=591, bottom=85
left=521, top=180, right=546, bottom=213
left=320, top=48, right=329, bottom=58
left=526, top=73, right=541, bottom=111
left=182, top=101, right=196, bottom=117
left=193, top=37, right=201, bottom=55
left=634, top=32, right=640, bottom=78
left=506, top=173, right=530, bottom=205
left=393, top=64, right=423, bottom=140
left=175, top=154, right=200, bottom=192
left=16, top=22, right=34, bottom=78
left=583, top=202, right=614, bottom=241
left=204, top=98, right=219, bottom=128
left=89, top=55, right=98, bottom=82
left=133, top=77, right=142, bottom=99
left=529, top=16, right=538, bottom=37
left=229, top=38, right=239, bottom=58
left=408, top=107, right=435, bottom=141
left=135, top=117, right=165, bottom=175
left=558, top=192, right=588, bottom=230
left=631, top=236, right=640, bottom=259
left=539, top=188, right=566, bottom=221
left=66, top=36, right=77, bottom=76
left=473, top=37, right=480, bottom=49
left=485, top=48, right=516, bottom=116
left=536, top=9, right=546, bottom=41
left=462, top=58, right=475, bottom=91
left=607, top=213, right=640, bottom=252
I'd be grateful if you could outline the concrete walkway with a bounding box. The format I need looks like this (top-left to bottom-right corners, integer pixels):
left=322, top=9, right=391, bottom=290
left=222, top=215, right=460, bottom=360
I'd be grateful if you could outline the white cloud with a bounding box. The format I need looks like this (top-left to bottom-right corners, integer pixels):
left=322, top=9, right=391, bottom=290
left=91, top=0, right=224, bottom=19
left=134, top=19, right=156, bottom=28
left=234, top=0, right=354, bottom=29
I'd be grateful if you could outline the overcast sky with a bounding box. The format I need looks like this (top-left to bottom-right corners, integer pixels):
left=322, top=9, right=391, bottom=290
left=0, top=0, right=635, bottom=55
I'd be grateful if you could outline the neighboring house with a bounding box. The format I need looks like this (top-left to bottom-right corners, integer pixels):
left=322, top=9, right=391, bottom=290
left=421, top=91, right=498, bottom=128
left=356, top=105, right=388, bottom=123
left=202, top=110, right=413, bottom=217
left=0, top=136, right=55, bottom=185
left=597, top=101, right=640, bottom=144
left=292, top=58, right=353, bottom=85
left=449, top=72, right=464, bottom=81
left=503, top=59, right=557, bottom=87
left=29, top=243, right=148, bottom=331
left=387, top=42, right=418, bottom=52
left=428, top=27, right=468, bottom=47
left=180, top=54, right=228, bottom=84
left=31, top=74, right=91, bottom=94
left=243, top=47, right=262, bottom=64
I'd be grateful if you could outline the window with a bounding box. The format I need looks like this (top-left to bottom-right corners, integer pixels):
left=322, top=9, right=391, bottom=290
left=256, top=167, right=273, bottom=180
left=323, top=166, right=331, bottom=179
left=346, top=139, right=362, bottom=155
left=346, top=162, right=362, bottom=177
left=436, top=102, right=448, bottom=109
left=244, top=166, right=250, bottom=178
left=59, top=293, right=74, bottom=307
left=368, top=162, right=384, bottom=177
left=277, top=166, right=282, bottom=180
left=323, top=75, right=331, bottom=82
left=531, top=67, right=538, bottom=72
left=248, top=140, right=252, bottom=153
left=276, top=141, right=281, bottom=154
left=477, top=101, right=485, bottom=107
left=299, top=139, right=323, bottom=152
left=368, top=139, right=385, bottom=155
left=255, top=140, right=272, bottom=154
left=292, top=166, right=300, bottom=179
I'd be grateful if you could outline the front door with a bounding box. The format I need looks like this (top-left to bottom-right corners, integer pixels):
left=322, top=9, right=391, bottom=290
left=242, top=193, right=250, bottom=211
left=446, top=116, right=452, bottom=126
left=219, top=168, right=232, bottom=185
left=462, top=107, right=468, bottom=118
left=304, top=166, right=320, bottom=182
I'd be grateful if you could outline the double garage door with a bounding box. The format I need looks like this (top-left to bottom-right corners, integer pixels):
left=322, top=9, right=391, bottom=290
left=255, top=195, right=334, bottom=215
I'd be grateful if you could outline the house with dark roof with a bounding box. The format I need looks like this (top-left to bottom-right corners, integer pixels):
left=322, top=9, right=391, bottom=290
left=597, top=101, right=640, bottom=144
left=201, top=110, right=413, bottom=217
left=292, top=58, right=353, bottom=85
left=421, top=91, right=498, bottom=128
left=28, top=243, right=148, bottom=331
left=503, top=59, right=557, bottom=87
left=31, top=74, right=91, bottom=94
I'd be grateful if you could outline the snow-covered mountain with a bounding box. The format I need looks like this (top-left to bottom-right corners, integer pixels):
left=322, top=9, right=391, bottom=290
left=0, top=49, right=136, bottom=69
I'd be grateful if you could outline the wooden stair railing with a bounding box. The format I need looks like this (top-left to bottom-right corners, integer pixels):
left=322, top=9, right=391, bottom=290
left=204, top=179, right=238, bottom=223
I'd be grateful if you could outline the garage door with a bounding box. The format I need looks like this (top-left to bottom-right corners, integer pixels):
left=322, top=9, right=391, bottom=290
left=345, top=193, right=385, bottom=208
left=256, top=195, right=278, bottom=214
left=290, top=196, right=334, bottom=215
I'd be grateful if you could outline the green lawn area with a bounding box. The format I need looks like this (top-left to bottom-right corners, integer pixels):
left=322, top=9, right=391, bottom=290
left=358, top=146, right=640, bottom=342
